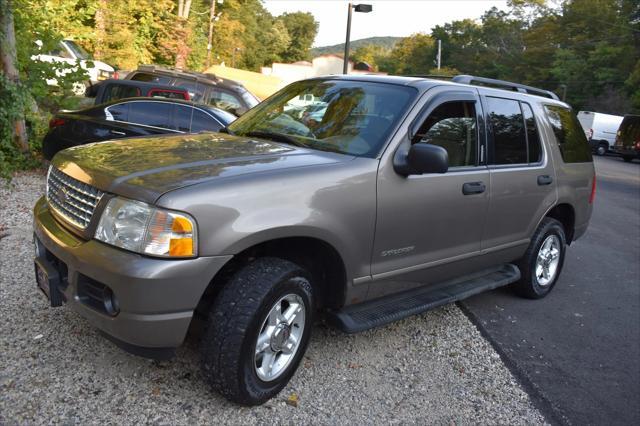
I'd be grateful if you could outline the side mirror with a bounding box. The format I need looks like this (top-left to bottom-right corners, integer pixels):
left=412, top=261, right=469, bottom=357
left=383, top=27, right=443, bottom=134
left=394, top=143, right=449, bottom=176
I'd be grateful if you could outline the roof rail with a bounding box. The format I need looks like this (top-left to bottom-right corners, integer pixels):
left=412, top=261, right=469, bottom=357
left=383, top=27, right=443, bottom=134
left=452, top=75, right=559, bottom=100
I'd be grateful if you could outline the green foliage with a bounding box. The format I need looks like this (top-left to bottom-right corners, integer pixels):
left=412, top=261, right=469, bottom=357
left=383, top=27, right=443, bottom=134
left=278, top=12, right=318, bottom=62
left=360, top=0, right=639, bottom=114
left=0, top=75, right=41, bottom=179
left=310, top=36, right=402, bottom=57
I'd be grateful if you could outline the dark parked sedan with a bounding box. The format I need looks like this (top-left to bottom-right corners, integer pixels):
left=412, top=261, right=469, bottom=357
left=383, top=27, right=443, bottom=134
left=43, top=97, right=237, bottom=160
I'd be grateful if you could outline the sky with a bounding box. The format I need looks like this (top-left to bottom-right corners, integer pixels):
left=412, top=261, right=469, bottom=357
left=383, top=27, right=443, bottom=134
left=263, top=0, right=509, bottom=47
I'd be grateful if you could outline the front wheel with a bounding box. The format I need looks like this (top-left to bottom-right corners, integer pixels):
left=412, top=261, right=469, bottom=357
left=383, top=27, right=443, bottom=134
left=513, top=218, right=567, bottom=299
left=200, top=257, right=314, bottom=405
left=596, top=143, right=608, bottom=156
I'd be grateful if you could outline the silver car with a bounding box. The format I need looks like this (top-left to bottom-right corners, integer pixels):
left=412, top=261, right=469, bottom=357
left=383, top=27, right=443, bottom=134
left=33, top=75, right=595, bottom=405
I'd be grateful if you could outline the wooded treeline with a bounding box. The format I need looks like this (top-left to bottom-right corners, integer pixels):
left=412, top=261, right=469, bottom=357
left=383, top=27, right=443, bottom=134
left=1, top=0, right=639, bottom=178
left=352, top=0, right=639, bottom=114
left=11, top=0, right=318, bottom=71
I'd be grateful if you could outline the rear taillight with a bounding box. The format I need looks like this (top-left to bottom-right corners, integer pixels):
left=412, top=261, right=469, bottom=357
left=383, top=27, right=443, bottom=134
left=588, top=129, right=593, bottom=139
left=48, top=118, right=65, bottom=129
left=589, top=174, right=597, bottom=204
left=635, top=141, right=640, bottom=150
left=113, top=71, right=119, bottom=79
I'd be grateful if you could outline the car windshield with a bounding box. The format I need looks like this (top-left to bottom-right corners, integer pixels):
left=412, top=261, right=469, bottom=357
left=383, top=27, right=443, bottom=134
left=63, top=40, right=91, bottom=60
left=228, top=79, right=417, bottom=158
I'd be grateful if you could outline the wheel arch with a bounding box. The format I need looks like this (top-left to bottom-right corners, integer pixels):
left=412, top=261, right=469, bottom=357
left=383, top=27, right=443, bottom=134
left=545, top=203, right=576, bottom=244
left=194, top=234, right=349, bottom=325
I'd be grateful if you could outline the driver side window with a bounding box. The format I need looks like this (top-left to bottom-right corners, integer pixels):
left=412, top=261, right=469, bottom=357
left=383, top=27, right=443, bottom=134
left=413, top=101, right=477, bottom=167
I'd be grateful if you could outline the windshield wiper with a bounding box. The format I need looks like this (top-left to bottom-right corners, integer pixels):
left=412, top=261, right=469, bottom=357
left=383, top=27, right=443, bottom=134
left=244, top=131, right=307, bottom=148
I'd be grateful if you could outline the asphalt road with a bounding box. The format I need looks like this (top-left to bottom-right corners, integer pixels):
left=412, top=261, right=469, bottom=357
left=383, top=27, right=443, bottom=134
left=461, top=155, right=640, bottom=425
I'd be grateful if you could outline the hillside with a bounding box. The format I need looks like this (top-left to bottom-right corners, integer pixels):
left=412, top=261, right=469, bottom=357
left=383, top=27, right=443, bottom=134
left=310, top=36, right=402, bottom=57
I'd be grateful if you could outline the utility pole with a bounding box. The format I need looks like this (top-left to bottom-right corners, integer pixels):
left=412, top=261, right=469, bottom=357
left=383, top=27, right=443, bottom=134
left=205, top=0, right=217, bottom=69
left=437, top=39, right=441, bottom=70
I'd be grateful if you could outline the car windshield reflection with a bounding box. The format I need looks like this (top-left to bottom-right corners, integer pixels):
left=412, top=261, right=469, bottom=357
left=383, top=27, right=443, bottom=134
left=228, top=79, right=417, bottom=158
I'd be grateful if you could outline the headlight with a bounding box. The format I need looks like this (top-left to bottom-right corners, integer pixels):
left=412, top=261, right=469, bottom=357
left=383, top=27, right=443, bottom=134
left=95, top=197, right=197, bottom=258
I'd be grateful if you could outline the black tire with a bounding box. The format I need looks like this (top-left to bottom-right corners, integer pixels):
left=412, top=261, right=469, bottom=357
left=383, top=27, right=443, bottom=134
left=622, top=156, right=633, bottom=162
left=596, top=142, right=608, bottom=156
left=200, top=257, right=314, bottom=405
left=513, top=218, right=567, bottom=299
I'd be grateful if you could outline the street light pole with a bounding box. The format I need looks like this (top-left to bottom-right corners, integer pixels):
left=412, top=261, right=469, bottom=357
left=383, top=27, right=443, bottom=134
left=342, top=3, right=372, bottom=74
left=343, top=3, right=353, bottom=74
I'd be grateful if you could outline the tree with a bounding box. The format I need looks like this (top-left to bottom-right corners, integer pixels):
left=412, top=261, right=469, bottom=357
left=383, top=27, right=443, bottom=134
left=380, top=33, right=435, bottom=75
left=0, top=0, right=28, bottom=155
left=279, top=12, right=318, bottom=62
left=175, top=0, right=193, bottom=68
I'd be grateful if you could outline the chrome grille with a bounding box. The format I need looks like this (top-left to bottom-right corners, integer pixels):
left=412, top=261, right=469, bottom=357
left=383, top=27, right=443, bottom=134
left=47, top=167, right=104, bottom=229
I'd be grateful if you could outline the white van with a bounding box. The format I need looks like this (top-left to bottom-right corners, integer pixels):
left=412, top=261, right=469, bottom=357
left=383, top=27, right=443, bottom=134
left=33, top=39, right=115, bottom=95
left=577, top=111, right=624, bottom=155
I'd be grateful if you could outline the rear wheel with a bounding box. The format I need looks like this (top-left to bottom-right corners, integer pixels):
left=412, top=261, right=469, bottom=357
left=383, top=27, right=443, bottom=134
left=596, top=142, right=608, bottom=156
left=622, top=156, right=633, bottom=162
left=513, top=218, right=566, bottom=299
left=200, top=257, right=314, bottom=405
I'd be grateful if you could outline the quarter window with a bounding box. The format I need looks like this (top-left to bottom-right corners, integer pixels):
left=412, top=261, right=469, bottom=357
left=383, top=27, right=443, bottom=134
left=544, top=105, right=592, bottom=163
left=174, top=105, right=220, bottom=132
left=413, top=101, right=477, bottom=168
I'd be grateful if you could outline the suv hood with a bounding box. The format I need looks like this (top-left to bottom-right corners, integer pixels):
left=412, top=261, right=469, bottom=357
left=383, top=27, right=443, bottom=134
left=52, top=132, right=351, bottom=203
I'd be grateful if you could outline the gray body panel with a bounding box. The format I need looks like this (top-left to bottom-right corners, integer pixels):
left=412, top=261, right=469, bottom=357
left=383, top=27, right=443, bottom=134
left=35, top=75, right=595, bottom=350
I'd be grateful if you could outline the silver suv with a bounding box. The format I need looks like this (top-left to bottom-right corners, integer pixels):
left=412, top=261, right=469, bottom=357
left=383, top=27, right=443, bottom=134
left=33, top=75, right=596, bottom=405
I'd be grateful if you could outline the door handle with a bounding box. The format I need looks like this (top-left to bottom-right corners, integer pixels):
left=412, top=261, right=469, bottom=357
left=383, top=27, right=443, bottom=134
left=110, top=130, right=126, bottom=136
left=462, top=181, right=486, bottom=195
left=537, top=175, right=553, bottom=186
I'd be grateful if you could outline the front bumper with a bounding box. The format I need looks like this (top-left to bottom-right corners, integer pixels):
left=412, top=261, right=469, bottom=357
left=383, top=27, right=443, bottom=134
left=33, top=196, right=232, bottom=353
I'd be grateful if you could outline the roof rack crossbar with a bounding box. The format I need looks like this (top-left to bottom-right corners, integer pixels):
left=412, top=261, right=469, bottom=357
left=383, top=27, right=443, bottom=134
left=451, top=75, right=559, bottom=100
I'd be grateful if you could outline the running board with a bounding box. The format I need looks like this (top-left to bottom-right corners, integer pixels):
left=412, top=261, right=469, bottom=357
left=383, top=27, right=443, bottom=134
left=327, top=264, right=520, bottom=333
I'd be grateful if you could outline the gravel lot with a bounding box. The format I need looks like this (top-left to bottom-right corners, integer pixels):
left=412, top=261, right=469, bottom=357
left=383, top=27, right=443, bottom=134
left=1, top=171, right=546, bottom=425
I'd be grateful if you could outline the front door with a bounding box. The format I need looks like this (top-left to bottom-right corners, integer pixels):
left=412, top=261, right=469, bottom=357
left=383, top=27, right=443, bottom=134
left=368, top=87, right=490, bottom=299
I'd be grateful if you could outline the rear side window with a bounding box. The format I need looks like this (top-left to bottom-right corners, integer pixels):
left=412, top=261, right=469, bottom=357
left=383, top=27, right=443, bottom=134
left=128, top=101, right=175, bottom=130
left=487, top=97, right=526, bottom=164
left=544, top=105, right=592, bottom=163
left=413, top=101, right=477, bottom=167
left=487, top=97, right=543, bottom=165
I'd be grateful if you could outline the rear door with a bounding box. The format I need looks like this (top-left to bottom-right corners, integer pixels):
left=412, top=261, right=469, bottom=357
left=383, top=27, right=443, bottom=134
left=481, top=94, right=557, bottom=251
left=103, top=101, right=176, bottom=138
